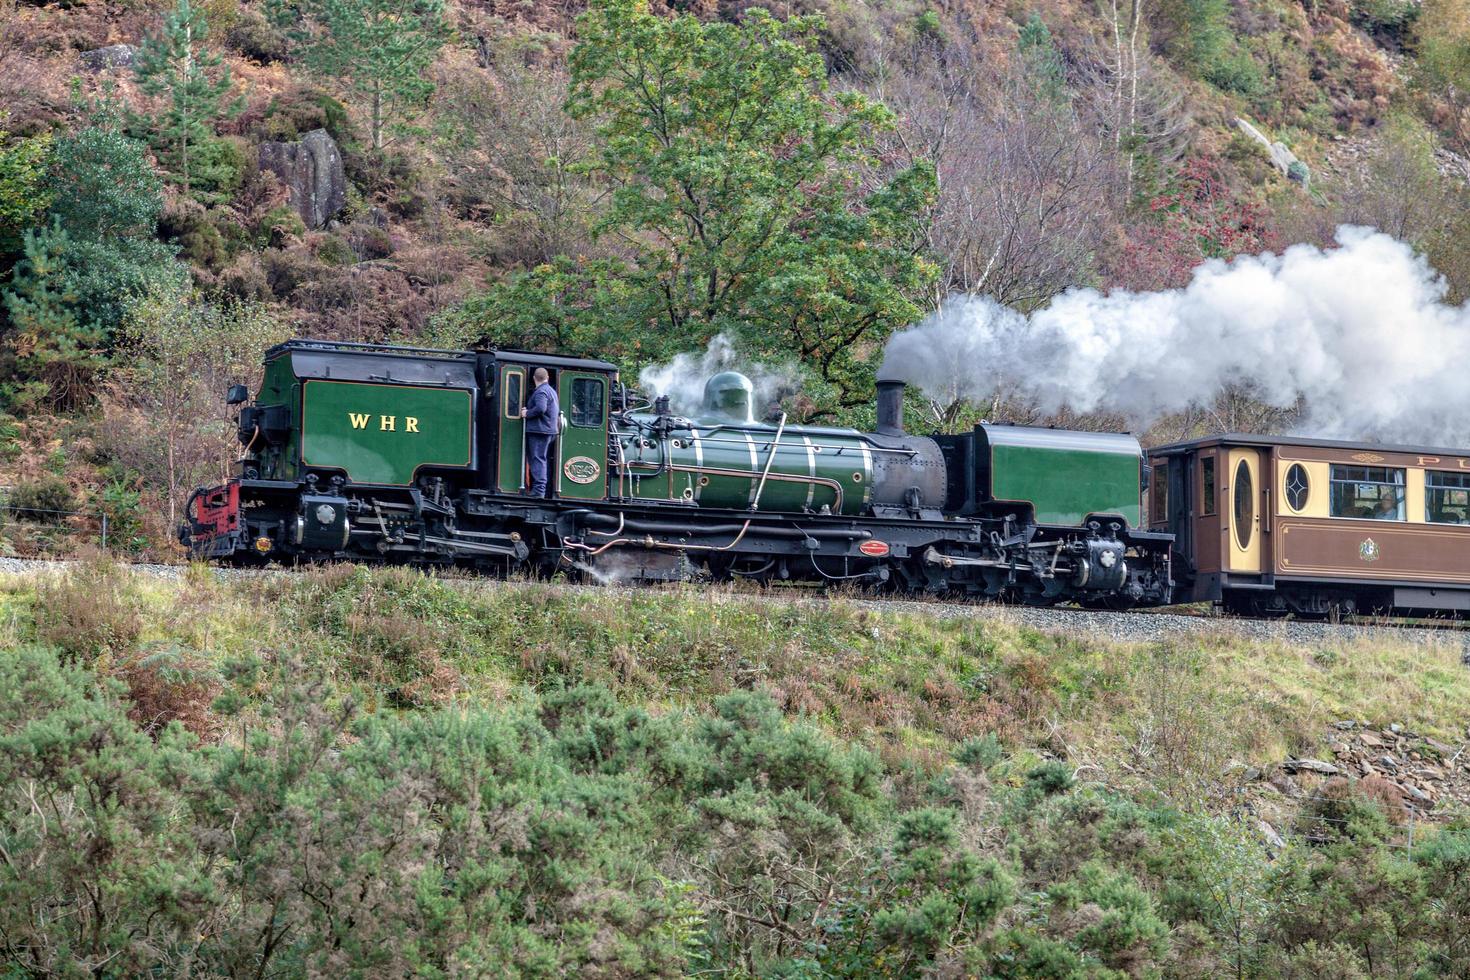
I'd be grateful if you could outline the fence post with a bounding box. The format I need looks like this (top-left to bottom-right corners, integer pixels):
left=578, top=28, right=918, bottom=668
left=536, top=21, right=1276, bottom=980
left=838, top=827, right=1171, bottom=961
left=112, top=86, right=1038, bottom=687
left=101, top=513, right=108, bottom=551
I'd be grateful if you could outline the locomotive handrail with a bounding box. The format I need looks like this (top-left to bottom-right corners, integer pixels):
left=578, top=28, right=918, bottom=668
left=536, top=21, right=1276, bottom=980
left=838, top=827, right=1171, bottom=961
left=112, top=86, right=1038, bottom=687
left=268, top=338, right=472, bottom=360
left=751, top=413, right=788, bottom=512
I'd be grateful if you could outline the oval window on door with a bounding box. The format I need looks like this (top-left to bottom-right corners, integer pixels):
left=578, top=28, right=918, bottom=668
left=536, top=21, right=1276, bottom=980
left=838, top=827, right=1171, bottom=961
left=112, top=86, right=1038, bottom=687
left=1234, top=459, right=1254, bottom=550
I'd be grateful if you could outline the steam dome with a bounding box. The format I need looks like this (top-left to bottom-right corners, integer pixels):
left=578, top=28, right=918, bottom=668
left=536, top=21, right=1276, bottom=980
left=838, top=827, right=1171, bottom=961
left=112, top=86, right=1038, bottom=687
left=702, top=371, right=754, bottom=423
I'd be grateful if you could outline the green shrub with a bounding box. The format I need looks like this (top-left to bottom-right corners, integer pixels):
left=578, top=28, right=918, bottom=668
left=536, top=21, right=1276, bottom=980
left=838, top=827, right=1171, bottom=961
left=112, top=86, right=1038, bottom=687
left=314, top=233, right=356, bottom=266
left=8, top=474, right=74, bottom=522
left=189, top=136, right=246, bottom=203
left=0, top=647, right=205, bottom=975
left=1205, top=52, right=1265, bottom=97
left=1350, top=0, right=1418, bottom=39
left=226, top=9, right=289, bottom=62
left=956, top=732, right=1004, bottom=769
left=97, top=480, right=147, bottom=553
left=256, top=204, right=306, bottom=247
left=0, top=411, right=23, bottom=461
left=1027, top=760, right=1075, bottom=796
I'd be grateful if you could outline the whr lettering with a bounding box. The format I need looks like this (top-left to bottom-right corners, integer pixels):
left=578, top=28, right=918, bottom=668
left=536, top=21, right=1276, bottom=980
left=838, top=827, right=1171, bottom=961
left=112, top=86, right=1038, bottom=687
left=347, top=413, right=420, bottom=433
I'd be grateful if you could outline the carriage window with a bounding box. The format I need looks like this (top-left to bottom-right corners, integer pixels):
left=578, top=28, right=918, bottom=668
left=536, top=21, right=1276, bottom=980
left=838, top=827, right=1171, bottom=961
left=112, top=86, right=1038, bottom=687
left=1284, top=463, right=1310, bottom=512
left=502, top=371, right=523, bottom=419
left=1201, top=456, right=1216, bottom=515
left=1233, top=459, right=1254, bottom=549
left=1427, top=471, right=1470, bottom=524
left=1330, top=465, right=1405, bottom=520
left=570, top=377, right=605, bottom=427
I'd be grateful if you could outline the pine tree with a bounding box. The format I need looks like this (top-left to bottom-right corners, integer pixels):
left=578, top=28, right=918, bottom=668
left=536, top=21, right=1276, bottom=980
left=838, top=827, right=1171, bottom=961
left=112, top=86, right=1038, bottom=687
left=1, top=224, right=106, bottom=410
left=132, top=0, right=242, bottom=196
left=1018, top=14, right=1069, bottom=105
left=281, top=0, right=450, bottom=151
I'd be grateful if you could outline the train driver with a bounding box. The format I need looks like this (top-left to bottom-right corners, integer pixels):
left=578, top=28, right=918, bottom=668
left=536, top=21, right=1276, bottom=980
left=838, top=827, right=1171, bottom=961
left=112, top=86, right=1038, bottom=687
left=522, top=368, right=560, bottom=497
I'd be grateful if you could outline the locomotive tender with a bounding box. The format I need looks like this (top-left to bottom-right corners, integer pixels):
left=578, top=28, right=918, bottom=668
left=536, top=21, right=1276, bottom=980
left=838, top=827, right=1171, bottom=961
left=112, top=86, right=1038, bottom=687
left=183, top=339, right=1174, bottom=605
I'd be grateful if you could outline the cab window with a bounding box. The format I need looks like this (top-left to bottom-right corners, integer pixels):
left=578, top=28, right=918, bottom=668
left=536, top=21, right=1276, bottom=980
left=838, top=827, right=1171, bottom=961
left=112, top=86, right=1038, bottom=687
left=570, top=377, right=605, bottom=428
left=1427, top=471, right=1470, bottom=524
left=1330, top=465, right=1405, bottom=520
left=502, top=371, right=523, bottom=418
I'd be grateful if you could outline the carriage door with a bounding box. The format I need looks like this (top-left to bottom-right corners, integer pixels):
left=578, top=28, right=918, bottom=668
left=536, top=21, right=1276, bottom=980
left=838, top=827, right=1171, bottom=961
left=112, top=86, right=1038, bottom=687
left=1226, top=448, right=1263, bottom=574
left=556, top=371, right=609, bottom=500
left=496, top=365, right=526, bottom=492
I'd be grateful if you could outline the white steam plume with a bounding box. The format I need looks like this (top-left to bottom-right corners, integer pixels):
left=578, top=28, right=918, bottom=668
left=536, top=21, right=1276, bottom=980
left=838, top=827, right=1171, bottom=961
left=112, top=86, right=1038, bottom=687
left=879, top=226, right=1470, bottom=445
left=638, top=333, right=798, bottom=418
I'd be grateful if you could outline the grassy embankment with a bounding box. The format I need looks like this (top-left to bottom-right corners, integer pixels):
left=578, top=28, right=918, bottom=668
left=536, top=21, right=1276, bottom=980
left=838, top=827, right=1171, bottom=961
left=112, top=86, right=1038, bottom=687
left=1, top=559, right=1468, bottom=976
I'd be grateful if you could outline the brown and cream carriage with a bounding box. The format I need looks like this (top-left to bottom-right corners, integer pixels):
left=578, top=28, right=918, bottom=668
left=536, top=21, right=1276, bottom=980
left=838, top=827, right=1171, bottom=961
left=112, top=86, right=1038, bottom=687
left=1148, top=435, right=1470, bottom=616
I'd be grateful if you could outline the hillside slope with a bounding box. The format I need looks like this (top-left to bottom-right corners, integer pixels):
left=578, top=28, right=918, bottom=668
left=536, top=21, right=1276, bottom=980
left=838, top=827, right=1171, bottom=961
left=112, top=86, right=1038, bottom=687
left=1, top=560, right=1468, bottom=974
left=4, top=0, right=1470, bottom=556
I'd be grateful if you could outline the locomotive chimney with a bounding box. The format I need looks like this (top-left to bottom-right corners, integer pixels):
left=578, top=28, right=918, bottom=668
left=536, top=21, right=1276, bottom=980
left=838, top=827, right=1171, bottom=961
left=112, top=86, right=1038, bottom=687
left=876, top=379, right=905, bottom=436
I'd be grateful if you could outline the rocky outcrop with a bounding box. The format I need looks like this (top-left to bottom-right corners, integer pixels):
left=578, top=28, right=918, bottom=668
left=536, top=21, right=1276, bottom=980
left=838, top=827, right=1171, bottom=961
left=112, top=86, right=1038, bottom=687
left=257, top=129, right=345, bottom=231
left=1249, top=722, right=1470, bottom=822
left=79, top=44, right=137, bottom=72
left=1236, top=117, right=1310, bottom=187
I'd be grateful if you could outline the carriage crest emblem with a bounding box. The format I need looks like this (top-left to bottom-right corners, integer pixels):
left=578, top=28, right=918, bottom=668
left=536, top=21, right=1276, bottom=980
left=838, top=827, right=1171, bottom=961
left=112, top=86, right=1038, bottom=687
left=1359, top=538, right=1380, bottom=562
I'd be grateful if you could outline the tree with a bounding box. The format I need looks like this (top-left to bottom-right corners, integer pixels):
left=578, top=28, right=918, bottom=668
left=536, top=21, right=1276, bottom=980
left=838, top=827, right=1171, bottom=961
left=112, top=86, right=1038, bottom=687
left=0, top=124, right=182, bottom=411
left=49, top=124, right=166, bottom=243
left=0, top=225, right=102, bottom=410
left=456, top=0, right=934, bottom=414
left=132, top=0, right=243, bottom=196
left=0, top=128, right=50, bottom=257
left=1414, top=0, right=1470, bottom=158
left=278, top=0, right=450, bottom=151
left=435, top=60, right=604, bottom=267
left=109, top=283, right=287, bottom=526
left=867, top=30, right=1119, bottom=312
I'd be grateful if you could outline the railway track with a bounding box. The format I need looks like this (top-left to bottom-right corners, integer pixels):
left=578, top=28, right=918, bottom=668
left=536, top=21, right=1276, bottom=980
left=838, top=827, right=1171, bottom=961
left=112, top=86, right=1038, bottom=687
left=2, top=554, right=1466, bottom=659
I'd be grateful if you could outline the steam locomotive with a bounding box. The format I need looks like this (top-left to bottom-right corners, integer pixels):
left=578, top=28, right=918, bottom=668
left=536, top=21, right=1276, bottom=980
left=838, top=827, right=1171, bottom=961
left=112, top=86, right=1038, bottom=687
left=182, top=339, right=1174, bottom=606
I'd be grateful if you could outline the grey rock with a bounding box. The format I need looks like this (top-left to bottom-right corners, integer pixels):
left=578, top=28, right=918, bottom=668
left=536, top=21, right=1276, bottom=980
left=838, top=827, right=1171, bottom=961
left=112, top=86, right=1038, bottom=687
left=1402, top=783, right=1434, bottom=805
left=1236, top=117, right=1310, bottom=187
left=1379, top=754, right=1399, bottom=770
left=258, top=129, right=345, bottom=230
left=1258, top=819, right=1286, bottom=850
left=79, top=44, right=137, bottom=71
left=1268, top=773, right=1301, bottom=798
left=1282, top=758, right=1339, bottom=775
left=1390, top=723, right=1404, bottom=734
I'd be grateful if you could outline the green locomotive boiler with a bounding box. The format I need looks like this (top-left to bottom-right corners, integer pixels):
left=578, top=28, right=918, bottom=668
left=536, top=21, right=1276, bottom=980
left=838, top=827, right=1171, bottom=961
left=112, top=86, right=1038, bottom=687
left=183, top=339, right=1172, bottom=605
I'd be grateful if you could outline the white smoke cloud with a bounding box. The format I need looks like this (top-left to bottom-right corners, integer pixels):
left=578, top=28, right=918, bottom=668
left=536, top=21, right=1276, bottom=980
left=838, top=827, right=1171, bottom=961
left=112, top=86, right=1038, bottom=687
left=638, top=333, right=799, bottom=418
left=879, top=226, right=1470, bottom=444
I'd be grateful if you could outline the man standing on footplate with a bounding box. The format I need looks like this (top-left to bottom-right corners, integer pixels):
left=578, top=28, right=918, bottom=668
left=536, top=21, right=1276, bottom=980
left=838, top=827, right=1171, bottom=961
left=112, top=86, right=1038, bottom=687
left=522, top=367, right=559, bottom=498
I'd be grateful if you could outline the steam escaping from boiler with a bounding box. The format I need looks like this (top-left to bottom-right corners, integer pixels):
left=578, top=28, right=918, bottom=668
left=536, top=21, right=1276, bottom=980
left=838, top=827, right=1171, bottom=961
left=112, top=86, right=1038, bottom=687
left=879, top=226, right=1470, bottom=444
left=638, top=333, right=799, bottom=418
